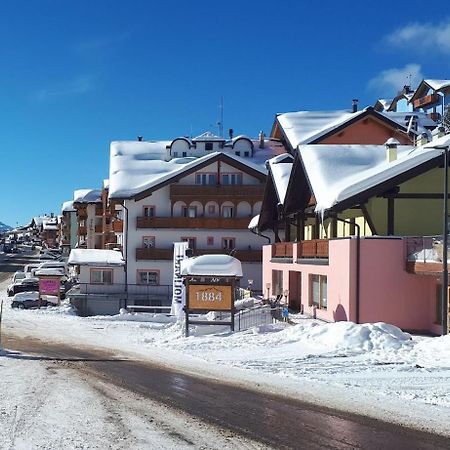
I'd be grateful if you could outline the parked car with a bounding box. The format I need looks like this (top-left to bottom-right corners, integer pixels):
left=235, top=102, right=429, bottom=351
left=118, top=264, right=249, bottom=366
left=12, top=271, right=26, bottom=283
left=11, top=292, right=58, bottom=309
left=24, top=263, right=42, bottom=278
left=7, top=277, right=39, bottom=296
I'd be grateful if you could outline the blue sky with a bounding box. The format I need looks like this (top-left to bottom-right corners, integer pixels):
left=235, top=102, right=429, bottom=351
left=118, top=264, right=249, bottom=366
left=1, top=0, right=449, bottom=227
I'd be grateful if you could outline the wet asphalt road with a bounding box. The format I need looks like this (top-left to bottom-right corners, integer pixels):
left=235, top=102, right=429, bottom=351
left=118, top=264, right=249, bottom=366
left=3, top=251, right=450, bottom=449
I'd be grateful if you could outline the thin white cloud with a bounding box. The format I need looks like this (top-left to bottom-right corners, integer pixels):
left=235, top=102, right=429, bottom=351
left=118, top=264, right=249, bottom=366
left=368, top=64, right=423, bottom=96
left=385, top=19, right=450, bottom=54
left=74, top=32, right=130, bottom=55
left=34, top=76, right=94, bottom=101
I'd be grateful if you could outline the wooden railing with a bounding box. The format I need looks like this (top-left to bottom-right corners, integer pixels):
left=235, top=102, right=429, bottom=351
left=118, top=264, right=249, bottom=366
left=113, top=220, right=124, bottom=232
left=297, top=239, right=329, bottom=258
left=413, top=93, right=440, bottom=109
left=137, top=216, right=251, bottom=229
left=77, top=226, right=87, bottom=236
left=271, top=240, right=329, bottom=260
left=136, top=247, right=262, bottom=262
left=94, top=225, right=103, bottom=233
left=271, top=243, right=293, bottom=259
left=170, top=184, right=264, bottom=201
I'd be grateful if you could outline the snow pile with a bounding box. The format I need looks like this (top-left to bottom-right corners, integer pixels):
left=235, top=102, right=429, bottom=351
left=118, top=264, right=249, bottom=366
left=276, top=321, right=413, bottom=354
left=413, top=334, right=450, bottom=368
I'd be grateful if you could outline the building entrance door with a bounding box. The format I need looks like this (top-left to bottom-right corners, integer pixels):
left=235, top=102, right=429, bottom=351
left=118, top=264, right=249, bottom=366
left=288, top=271, right=302, bottom=312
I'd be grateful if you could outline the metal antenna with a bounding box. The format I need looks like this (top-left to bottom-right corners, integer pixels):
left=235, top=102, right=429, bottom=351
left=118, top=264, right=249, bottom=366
left=217, top=96, right=224, bottom=137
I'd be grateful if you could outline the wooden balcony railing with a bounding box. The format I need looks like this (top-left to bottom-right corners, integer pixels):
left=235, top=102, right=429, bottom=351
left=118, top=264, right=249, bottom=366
left=95, top=208, right=103, bottom=216
left=136, top=248, right=176, bottom=260
left=136, top=216, right=251, bottom=229
left=113, top=220, right=124, bottom=232
left=170, top=184, right=264, bottom=203
left=271, top=243, right=294, bottom=259
left=77, top=209, right=87, bottom=219
left=94, top=225, right=103, bottom=233
left=413, top=93, right=440, bottom=109
left=77, top=226, right=87, bottom=236
left=136, top=247, right=262, bottom=262
left=297, top=239, right=329, bottom=258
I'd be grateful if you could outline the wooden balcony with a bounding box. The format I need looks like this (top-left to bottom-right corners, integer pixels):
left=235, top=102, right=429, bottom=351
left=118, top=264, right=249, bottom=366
left=136, top=247, right=262, bottom=262
left=77, top=226, right=87, bottom=236
left=136, top=248, right=174, bottom=260
left=95, top=208, right=103, bottom=216
left=297, top=239, right=329, bottom=258
left=271, top=240, right=329, bottom=260
left=271, top=243, right=294, bottom=260
left=113, top=220, right=124, bottom=232
left=94, top=225, right=103, bottom=233
left=77, top=209, right=87, bottom=219
left=170, top=184, right=265, bottom=203
left=413, top=93, right=440, bottom=109
left=136, top=216, right=251, bottom=229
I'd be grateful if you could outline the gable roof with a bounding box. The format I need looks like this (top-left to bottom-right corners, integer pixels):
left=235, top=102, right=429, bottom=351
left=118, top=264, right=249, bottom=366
left=410, top=79, right=450, bottom=103
left=291, top=133, right=450, bottom=216
left=73, top=189, right=102, bottom=204
left=109, top=145, right=268, bottom=200
left=274, top=107, right=417, bottom=150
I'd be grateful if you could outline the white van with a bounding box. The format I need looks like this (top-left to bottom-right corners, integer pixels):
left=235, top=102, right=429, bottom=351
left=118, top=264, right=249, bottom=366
left=31, top=261, right=68, bottom=277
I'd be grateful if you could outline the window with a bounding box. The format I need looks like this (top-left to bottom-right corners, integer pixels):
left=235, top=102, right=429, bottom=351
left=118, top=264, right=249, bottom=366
left=222, top=205, right=234, bottom=218
left=207, top=236, right=214, bottom=246
left=182, top=151, right=187, bottom=157
left=195, top=173, right=217, bottom=185
left=138, top=270, right=159, bottom=285
left=235, top=151, right=240, bottom=156
left=143, top=206, right=155, bottom=217
left=208, top=204, right=216, bottom=214
left=91, top=269, right=113, bottom=284
left=182, top=206, right=197, bottom=218
left=222, top=237, right=235, bottom=251
left=173, top=151, right=178, bottom=157
left=272, top=270, right=283, bottom=296
left=143, top=236, right=155, bottom=248
left=244, top=151, right=249, bottom=157
left=310, top=275, right=327, bottom=309
left=181, top=237, right=196, bottom=250
left=205, top=142, right=213, bottom=151
left=221, top=173, right=242, bottom=185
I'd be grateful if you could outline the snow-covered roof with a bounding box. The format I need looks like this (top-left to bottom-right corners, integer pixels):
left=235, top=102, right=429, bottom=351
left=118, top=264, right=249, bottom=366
left=380, top=111, right=436, bottom=134
left=267, top=154, right=294, bottom=205
left=109, top=144, right=268, bottom=199
left=424, top=79, right=450, bottom=91
left=375, top=99, right=393, bottom=111
left=180, top=254, right=243, bottom=277
left=73, top=189, right=102, bottom=204
left=192, top=131, right=224, bottom=141
left=299, top=133, right=450, bottom=214
left=68, top=249, right=125, bottom=266
left=42, top=217, right=58, bottom=230
left=61, top=200, right=76, bottom=213
left=35, top=268, right=65, bottom=277
left=248, top=214, right=260, bottom=230
left=277, top=109, right=356, bottom=148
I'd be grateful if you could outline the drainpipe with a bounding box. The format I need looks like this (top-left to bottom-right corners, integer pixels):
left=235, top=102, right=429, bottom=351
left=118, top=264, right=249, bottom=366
left=250, top=227, right=271, bottom=244
left=335, top=217, right=361, bottom=324
left=122, top=202, right=129, bottom=309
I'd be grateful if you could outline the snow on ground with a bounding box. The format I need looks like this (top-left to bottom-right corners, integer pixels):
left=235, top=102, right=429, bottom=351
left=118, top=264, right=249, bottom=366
left=2, top=277, right=450, bottom=438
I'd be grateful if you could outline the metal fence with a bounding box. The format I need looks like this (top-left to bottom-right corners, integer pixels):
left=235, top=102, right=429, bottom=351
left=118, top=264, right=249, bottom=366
left=235, top=304, right=282, bottom=331
left=405, top=236, right=444, bottom=262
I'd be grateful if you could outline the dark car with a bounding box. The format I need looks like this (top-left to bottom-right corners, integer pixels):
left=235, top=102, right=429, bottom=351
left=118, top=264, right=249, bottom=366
left=11, top=292, right=58, bottom=309
left=7, top=278, right=39, bottom=296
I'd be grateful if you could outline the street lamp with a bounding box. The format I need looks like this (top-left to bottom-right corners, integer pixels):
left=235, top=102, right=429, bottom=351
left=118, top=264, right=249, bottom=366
left=433, top=144, right=450, bottom=336
left=266, top=282, right=271, bottom=301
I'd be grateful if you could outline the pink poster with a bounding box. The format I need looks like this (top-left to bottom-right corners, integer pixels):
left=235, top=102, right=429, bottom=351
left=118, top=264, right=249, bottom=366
left=40, top=278, right=60, bottom=296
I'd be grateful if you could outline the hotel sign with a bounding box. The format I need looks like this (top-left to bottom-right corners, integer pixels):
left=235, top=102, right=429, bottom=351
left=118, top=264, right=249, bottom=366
left=188, top=284, right=232, bottom=311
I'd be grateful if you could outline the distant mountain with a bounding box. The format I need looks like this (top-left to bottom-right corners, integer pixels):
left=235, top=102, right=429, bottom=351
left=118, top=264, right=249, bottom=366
left=0, top=221, right=12, bottom=232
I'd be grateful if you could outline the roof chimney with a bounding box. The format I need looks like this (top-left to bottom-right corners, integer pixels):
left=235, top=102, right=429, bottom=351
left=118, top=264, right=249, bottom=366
left=259, top=130, right=265, bottom=148
left=417, top=131, right=430, bottom=146
left=385, top=138, right=399, bottom=163
left=137, top=136, right=143, bottom=141
left=229, top=128, right=234, bottom=140
left=352, top=99, right=359, bottom=113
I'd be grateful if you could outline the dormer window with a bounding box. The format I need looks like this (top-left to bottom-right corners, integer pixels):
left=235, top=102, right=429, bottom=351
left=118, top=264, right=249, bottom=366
left=205, top=142, right=213, bottom=151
